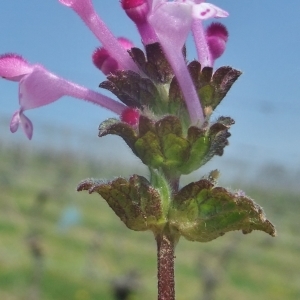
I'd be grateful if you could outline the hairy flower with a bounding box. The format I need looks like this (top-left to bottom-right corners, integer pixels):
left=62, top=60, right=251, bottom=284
left=206, top=22, right=229, bottom=60
left=147, top=0, right=228, bottom=124
left=1, top=0, right=230, bottom=139
left=120, top=107, right=140, bottom=126
left=59, top=0, right=228, bottom=126
left=0, top=54, right=126, bottom=139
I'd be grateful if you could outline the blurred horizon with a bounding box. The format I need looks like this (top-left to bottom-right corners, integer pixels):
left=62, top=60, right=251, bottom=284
left=1, top=113, right=299, bottom=194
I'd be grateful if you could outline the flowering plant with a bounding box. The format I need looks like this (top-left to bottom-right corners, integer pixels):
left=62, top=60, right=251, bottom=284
left=0, top=1, right=275, bottom=299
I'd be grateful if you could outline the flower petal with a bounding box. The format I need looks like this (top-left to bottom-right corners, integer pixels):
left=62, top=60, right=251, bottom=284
left=18, top=64, right=127, bottom=115
left=149, top=2, right=193, bottom=50
left=19, top=65, right=68, bottom=110
left=20, top=112, right=33, bottom=140
left=193, top=3, right=229, bottom=20
left=10, top=110, right=33, bottom=139
left=58, top=0, right=75, bottom=6
left=10, top=110, right=21, bottom=133
left=0, top=53, right=33, bottom=82
left=148, top=2, right=205, bottom=125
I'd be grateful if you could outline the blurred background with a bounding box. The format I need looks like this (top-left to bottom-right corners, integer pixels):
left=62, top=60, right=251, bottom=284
left=0, top=1, right=300, bottom=299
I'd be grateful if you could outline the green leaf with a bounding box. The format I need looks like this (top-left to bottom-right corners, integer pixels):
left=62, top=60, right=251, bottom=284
left=77, top=176, right=168, bottom=234
left=168, top=76, right=190, bottom=128
left=98, top=118, right=138, bottom=152
left=179, top=127, right=210, bottom=174
left=155, top=116, right=190, bottom=169
left=198, top=85, right=215, bottom=107
left=187, top=61, right=242, bottom=116
left=169, top=179, right=276, bottom=242
left=135, top=116, right=190, bottom=172
left=135, top=131, right=165, bottom=168
left=150, top=169, right=172, bottom=217
left=98, top=116, right=233, bottom=176
left=178, top=117, right=234, bottom=174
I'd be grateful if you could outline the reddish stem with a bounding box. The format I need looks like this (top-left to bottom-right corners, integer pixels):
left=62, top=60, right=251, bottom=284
left=156, top=231, right=175, bottom=300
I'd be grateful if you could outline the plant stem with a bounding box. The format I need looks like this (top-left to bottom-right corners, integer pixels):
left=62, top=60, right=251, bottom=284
left=155, top=173, right=179, bottom=299
left=169, top=177, right=179, bottom=192
left=156, top=230, right=176, bottom=300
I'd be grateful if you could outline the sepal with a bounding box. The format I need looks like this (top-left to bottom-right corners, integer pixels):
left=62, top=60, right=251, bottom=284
left=169, top=179, right=276, bottom=242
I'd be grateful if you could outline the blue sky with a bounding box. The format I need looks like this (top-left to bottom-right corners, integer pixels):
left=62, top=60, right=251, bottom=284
left=1, top=1, right=300, bottom=176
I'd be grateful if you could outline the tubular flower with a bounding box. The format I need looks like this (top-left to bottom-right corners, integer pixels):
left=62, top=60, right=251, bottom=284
left=121, top=0, right=158, bottom=44
left=0, top=54, right=127, bottom=139
left=1, top=0, right=230, bottom=139
left=60, top=0, right=228, bottom=125
left=190, top=1, right=228, bottom=67
left=146, top=0, right=228, bottom=124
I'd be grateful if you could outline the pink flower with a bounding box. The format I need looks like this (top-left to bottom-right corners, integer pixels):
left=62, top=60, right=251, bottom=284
left=2, top=0, right=230, bottom=141
left=121, top=0, right=149, bottom=24
left=147, top=0, right=228, bottom=125
left=0, top=54, right=127, bottom=139
left=59, top=0, right=228, bottom=126
left=191, top=2, right=228, bottom=67
left=121, top=0, right=158, bottom=44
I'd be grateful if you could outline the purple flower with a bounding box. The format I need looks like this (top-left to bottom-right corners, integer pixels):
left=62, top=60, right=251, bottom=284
left=146, top=0, right=228, bottom=125
left=59, top=0, right=228, bottom=125
left=0, top=54, right=126, bottom=139
left=1, top=0, right=230, bottom=139
left=121, top=0, right=158, bottom=44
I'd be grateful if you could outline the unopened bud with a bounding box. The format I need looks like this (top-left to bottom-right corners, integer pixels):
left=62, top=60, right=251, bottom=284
left=121, top=107, right=140, bottom=126
left=206, top=22, right=228, bottom=59
left=92, top=38, right=134, bottom=75
left=121, top=0, right=149, bottom=24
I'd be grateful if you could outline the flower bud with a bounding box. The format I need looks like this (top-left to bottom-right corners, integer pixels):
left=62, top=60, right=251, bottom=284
left=120, top=107, right=140, bottom=126
left=121, top=0, right=149, bottom=24
left=92, top=48, right=118, bottom=75
left=206, top=22, right=228, bottom=59
left=92, top=37, right=134, bottom=75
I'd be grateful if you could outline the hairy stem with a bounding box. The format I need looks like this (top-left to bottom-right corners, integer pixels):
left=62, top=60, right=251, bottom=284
left=169, top=177, right=179, bottom=192
left=156, top=230, right=176, bottom=300
left=155, top=172, right=179, bottom=299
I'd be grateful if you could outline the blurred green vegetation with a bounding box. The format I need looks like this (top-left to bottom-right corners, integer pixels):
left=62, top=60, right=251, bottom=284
left=0, top=139, right=299, bottom=300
